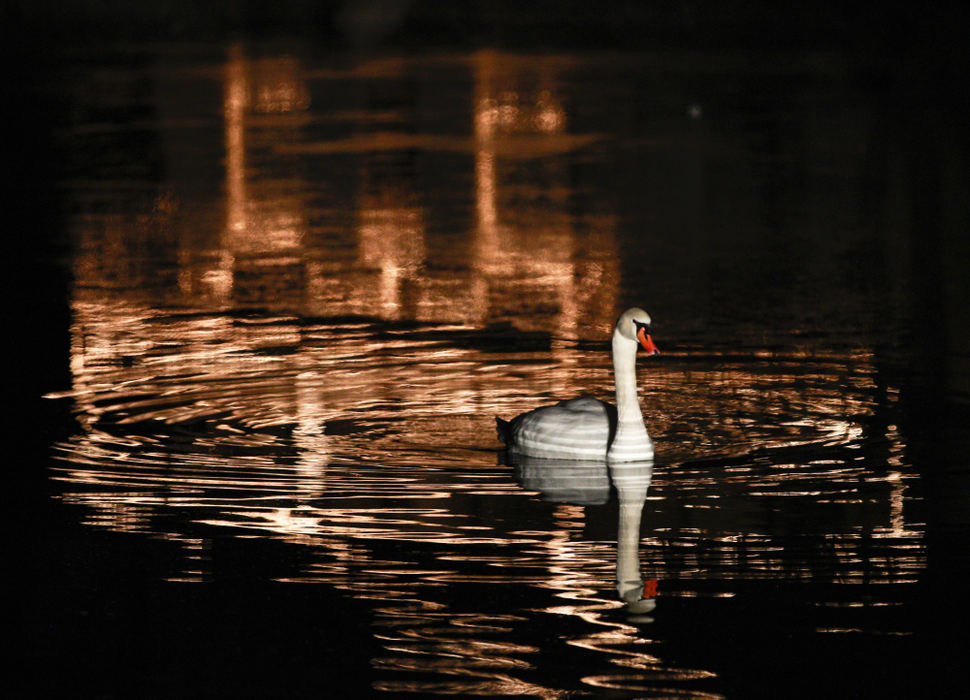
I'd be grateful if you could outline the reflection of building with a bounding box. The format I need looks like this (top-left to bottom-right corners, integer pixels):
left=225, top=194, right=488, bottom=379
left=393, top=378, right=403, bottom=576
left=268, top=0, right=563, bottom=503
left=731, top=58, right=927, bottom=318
left=471, top=50, right=617, bottom=336
left=222, top=46, right=310, bottom=306
left=299, top=50, right=619, bottom=334
left=71, top=47, right=622, bottom=338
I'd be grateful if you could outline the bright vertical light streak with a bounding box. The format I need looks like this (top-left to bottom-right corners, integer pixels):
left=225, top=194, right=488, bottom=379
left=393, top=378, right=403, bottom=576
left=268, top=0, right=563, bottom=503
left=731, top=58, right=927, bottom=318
left=472, top=51, right=499, bottom=325
left=219, top=44, right=249, bottom=300
left=225, top=44, right=247, bottom=238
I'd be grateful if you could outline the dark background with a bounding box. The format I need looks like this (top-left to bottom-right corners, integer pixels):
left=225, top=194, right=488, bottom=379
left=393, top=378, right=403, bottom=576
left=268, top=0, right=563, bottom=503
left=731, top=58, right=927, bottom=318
left=7, top=1, right=968, bottom=695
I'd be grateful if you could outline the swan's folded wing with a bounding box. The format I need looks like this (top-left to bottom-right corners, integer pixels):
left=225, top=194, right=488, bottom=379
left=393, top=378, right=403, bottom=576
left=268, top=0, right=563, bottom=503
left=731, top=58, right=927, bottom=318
left=510, top=399, right=611, bottom=460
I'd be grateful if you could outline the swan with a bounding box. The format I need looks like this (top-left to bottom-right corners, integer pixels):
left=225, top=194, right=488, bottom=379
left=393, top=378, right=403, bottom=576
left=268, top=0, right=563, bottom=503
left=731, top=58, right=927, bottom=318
left=496, top=307, right=659, bottom=462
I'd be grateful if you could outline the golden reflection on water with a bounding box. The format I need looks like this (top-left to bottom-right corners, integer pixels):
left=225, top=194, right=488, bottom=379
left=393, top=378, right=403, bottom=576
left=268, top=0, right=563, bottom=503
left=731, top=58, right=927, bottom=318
left=148, top=46, right=618, bottom=335
left=50, top=46, right=926, bottom=695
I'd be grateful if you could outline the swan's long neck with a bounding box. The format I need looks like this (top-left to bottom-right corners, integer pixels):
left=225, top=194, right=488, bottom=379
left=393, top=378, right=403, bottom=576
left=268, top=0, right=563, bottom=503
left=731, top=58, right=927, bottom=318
left=612, top=333, right=642, bottom=423
left=608, top=331, right=653, bottom=461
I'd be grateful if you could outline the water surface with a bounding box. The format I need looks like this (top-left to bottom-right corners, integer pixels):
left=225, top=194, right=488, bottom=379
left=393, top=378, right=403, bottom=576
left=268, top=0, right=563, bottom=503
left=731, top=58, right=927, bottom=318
left=30, top=43, right=969, bottom=697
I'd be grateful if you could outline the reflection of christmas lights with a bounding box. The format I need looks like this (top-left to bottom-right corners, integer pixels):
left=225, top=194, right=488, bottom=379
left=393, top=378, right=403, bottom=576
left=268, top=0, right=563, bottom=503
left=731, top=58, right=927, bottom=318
left=251, top=57, right=310, bottom=114
left=471, top=51, right=616, bottom=338
left=476, top=89, right=565, bottom=137
left=357, top=203, right=425, bottom=319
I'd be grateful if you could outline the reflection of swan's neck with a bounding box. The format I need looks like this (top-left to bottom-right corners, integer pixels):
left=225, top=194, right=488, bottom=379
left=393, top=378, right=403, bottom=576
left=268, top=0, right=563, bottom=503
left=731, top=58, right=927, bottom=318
left=609, top=332, right=651, bottom=461
left=616, top=501, right=645, bottom=603
left=611, top=461, right=653, bottom=606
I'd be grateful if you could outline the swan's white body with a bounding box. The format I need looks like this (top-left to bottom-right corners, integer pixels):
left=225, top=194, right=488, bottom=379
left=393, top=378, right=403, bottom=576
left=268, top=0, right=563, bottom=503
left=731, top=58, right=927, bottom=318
left=497, top=308, right=658, bottom=463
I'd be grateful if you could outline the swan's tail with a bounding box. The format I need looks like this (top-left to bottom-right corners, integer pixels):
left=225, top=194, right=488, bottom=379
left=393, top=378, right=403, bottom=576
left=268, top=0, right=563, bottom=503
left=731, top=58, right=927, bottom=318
left=495, top=417, right=512, bottom=444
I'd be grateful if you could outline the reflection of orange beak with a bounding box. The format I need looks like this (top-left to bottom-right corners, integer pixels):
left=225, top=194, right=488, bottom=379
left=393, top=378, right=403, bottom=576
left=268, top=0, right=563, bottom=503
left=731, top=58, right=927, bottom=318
left=637, top=327, right=659, bottom=355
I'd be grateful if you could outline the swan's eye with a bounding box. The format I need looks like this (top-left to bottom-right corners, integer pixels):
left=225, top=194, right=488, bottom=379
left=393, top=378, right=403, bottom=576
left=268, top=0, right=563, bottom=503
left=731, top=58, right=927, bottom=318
left=633, top=320, right=651, bottom=334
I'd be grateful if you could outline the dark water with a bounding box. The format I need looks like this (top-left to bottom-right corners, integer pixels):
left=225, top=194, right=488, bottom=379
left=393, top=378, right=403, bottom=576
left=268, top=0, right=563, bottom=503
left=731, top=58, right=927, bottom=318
left=18, top=37, right=970, bottom=697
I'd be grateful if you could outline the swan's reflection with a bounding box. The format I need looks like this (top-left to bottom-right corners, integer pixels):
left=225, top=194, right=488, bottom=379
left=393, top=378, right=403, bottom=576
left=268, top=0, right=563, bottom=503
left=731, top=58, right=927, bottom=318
left=514, top=457, right=656, bottom=615
left=609, top=460, right=656, bottom=617
left=516, top=459, right=610, bottom=505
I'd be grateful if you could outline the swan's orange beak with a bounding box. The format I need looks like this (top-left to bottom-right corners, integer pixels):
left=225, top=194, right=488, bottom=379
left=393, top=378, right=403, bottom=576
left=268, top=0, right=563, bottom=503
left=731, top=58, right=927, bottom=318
left=637, top=327, right=659, bottom=355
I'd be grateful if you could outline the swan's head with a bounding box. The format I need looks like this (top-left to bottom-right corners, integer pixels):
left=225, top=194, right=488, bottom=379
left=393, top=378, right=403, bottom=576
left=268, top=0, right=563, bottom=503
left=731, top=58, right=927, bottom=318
left=615, top=307, right=659, bottom=355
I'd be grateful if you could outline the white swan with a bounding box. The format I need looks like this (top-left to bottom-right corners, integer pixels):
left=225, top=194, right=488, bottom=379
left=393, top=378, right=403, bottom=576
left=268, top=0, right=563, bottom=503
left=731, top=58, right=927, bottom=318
left=496, top=307, right=659, bottom=462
